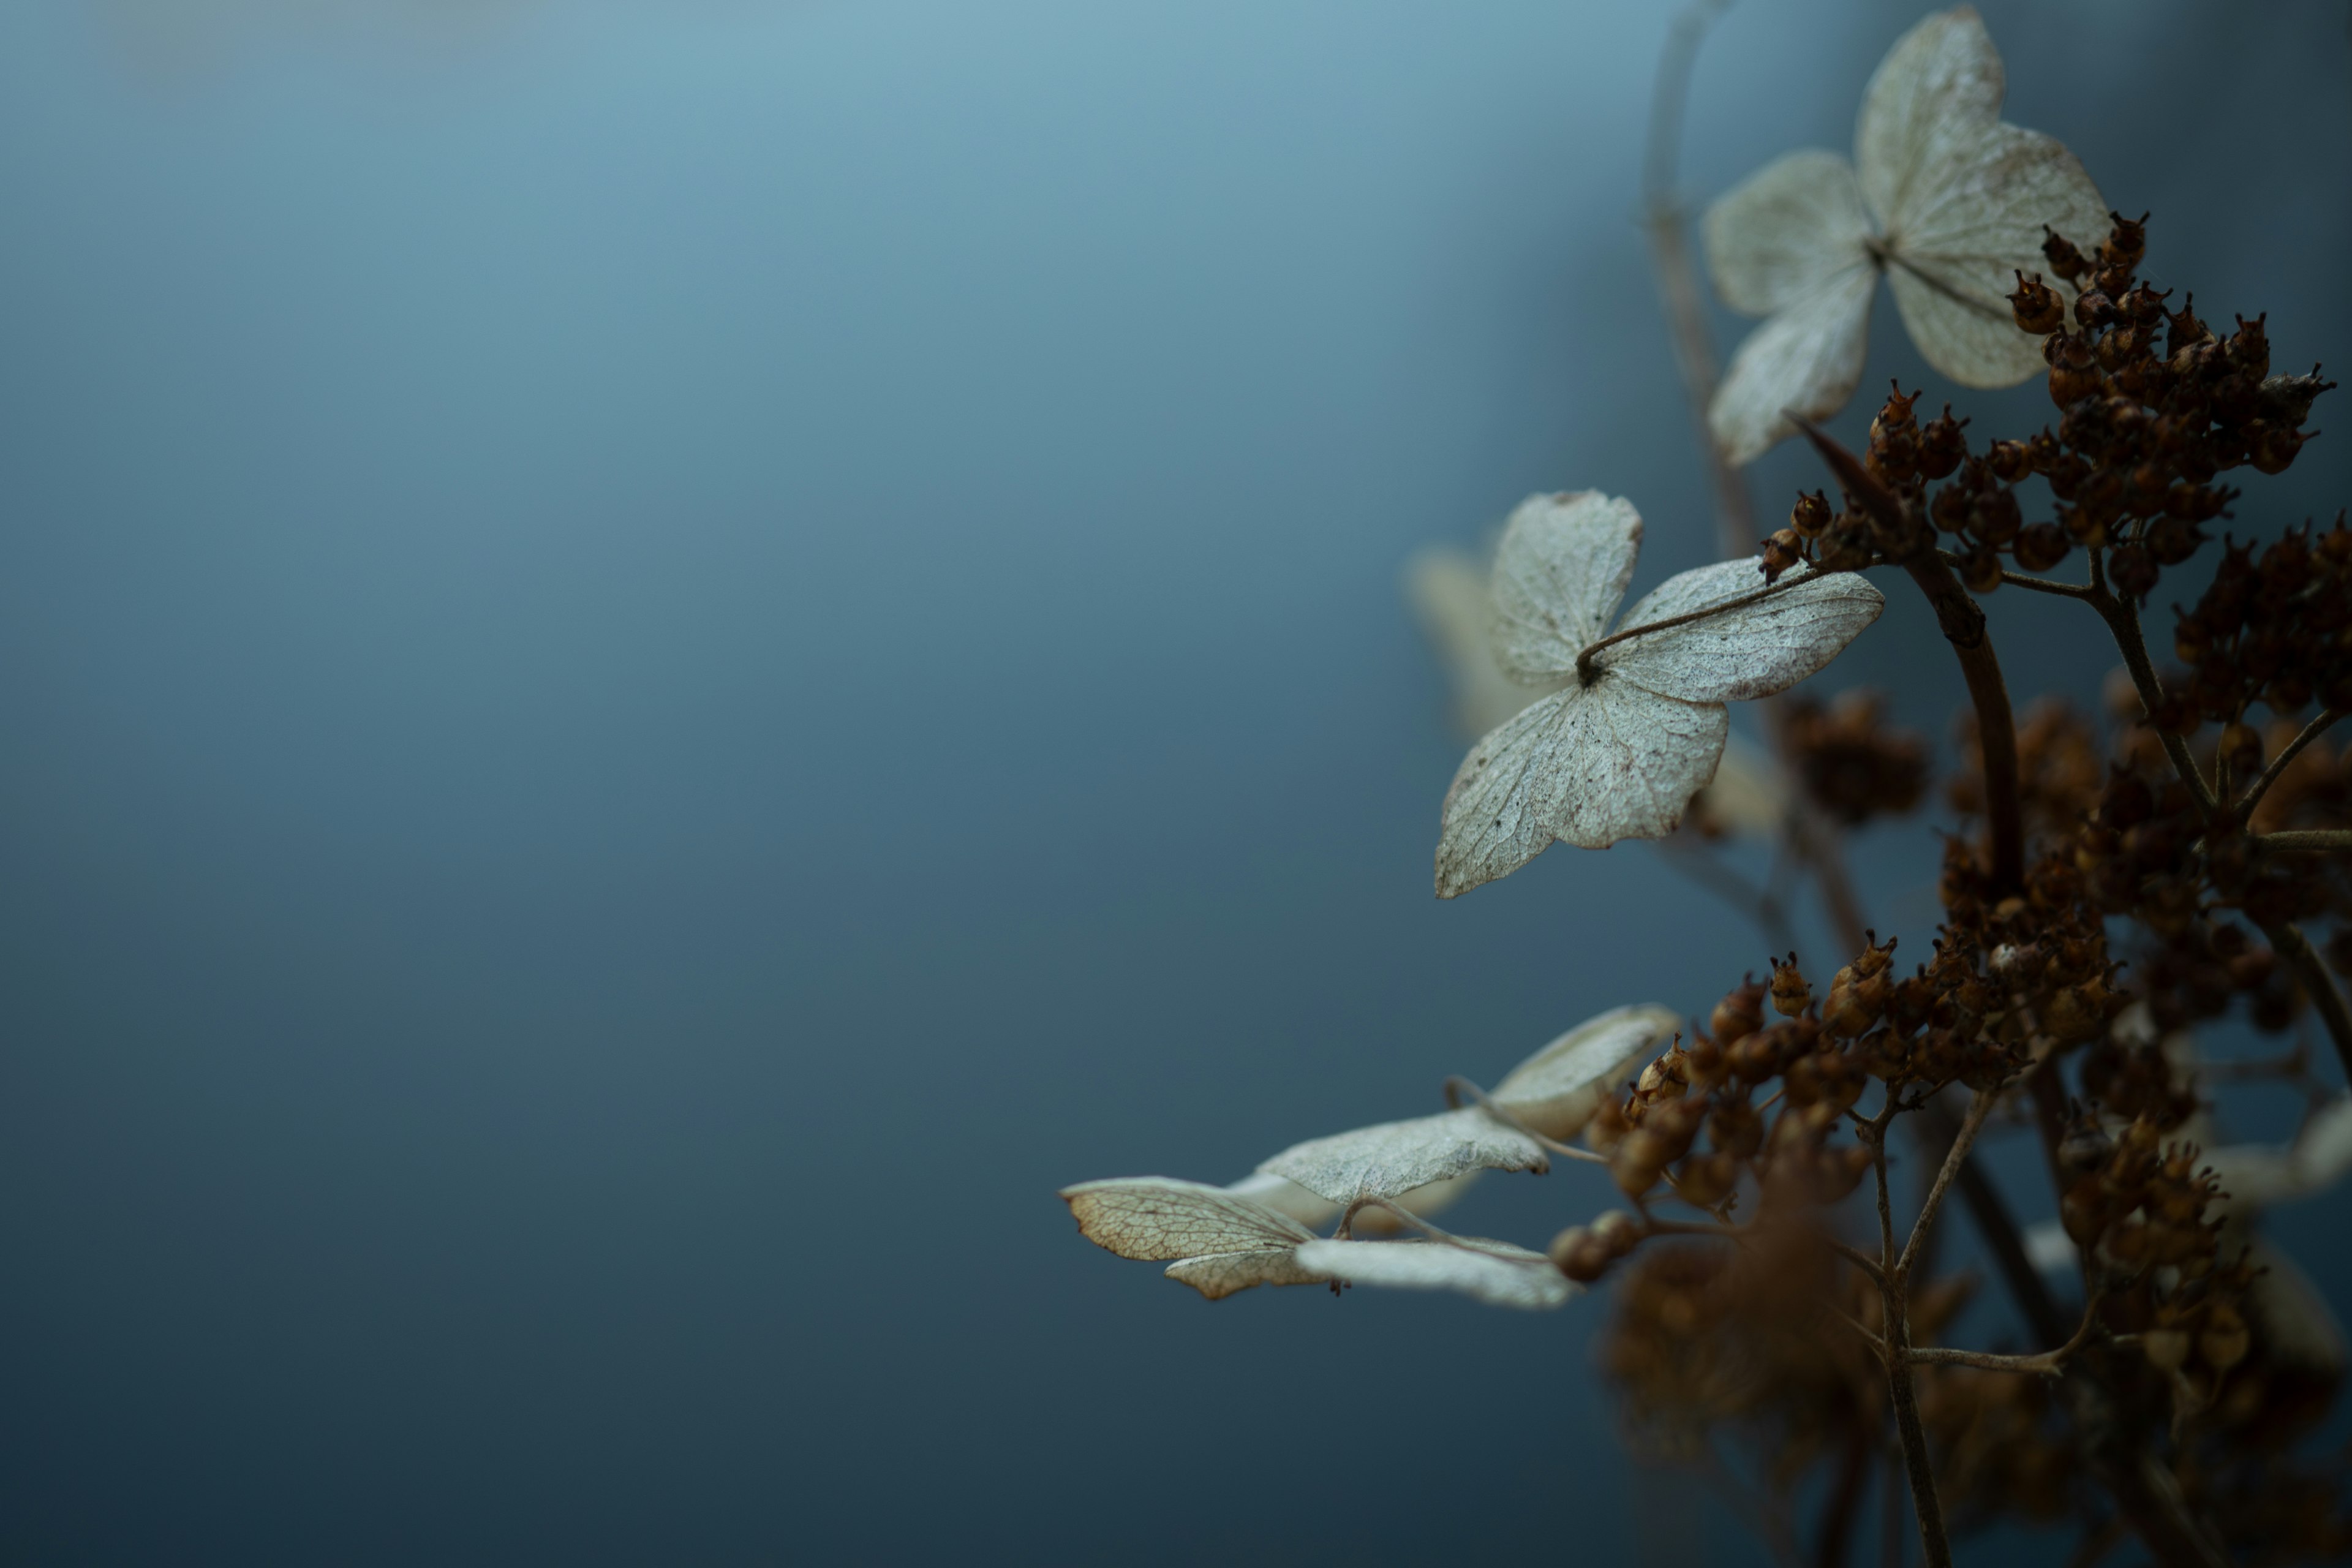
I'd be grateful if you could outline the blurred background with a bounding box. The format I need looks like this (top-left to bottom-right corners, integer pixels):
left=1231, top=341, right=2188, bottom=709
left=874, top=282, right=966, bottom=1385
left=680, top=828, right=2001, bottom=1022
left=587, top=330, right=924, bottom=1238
left=2, top=1, right=2348, bottom=1561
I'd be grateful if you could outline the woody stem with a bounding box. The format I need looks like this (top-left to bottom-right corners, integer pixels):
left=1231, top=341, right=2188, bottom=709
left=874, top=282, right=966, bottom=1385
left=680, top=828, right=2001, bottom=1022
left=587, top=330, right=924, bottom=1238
left=1902, top=552, right=2025, bottom=897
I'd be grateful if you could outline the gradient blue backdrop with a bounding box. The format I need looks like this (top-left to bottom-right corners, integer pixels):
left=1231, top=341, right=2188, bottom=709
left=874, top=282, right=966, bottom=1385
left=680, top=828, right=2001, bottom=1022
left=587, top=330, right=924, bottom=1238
left=3, top=2, right=2348, bottom=1561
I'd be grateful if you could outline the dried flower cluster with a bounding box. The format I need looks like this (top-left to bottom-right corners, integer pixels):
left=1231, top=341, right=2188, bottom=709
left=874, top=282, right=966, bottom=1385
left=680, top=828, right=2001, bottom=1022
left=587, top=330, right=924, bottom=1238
left=1063, top=9, right=2352, bottom=1565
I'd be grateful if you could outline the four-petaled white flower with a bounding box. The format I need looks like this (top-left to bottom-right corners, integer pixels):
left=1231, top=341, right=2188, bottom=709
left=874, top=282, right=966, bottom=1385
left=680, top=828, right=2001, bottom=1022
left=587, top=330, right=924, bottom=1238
left=1704, top=6, right=2108, bottom=465
left=1434, top=492, right=1881, bottom=899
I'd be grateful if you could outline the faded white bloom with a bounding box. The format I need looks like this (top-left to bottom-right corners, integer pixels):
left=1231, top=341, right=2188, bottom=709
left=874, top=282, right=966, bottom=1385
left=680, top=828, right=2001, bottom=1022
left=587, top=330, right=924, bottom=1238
left=1295, top=1237, right=1575, bottom=1311
left=2203, top=1097, right=2352, bottom=1212
left=1703, top=6, right=2108, bottom=464
left=1434, top=492, right=1880, bottom=897
left=1408, top=543, right=1790, bottom=840
left=1259, top=1107, right=1549, bottom=1205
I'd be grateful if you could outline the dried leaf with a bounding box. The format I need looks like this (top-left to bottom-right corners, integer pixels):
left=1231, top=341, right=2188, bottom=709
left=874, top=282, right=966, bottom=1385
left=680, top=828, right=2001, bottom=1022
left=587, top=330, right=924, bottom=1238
left=1604, top=561, right=1885, bottom=705
left=1488, top=492, right=1641, bottom=684
left=1258, top=1106, right=1548, bottom=1204
left=1491, top=1003, right=1680, bottom=1139
left=1294, top=1237, right=1575, bottom=1311
left=1061, top=1176, right=1325, bottom=1301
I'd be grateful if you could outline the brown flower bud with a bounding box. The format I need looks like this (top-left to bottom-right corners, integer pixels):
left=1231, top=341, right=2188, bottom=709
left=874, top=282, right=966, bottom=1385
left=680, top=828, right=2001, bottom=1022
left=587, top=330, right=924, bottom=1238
left=1548, top=1225, right=1615, bottom=1283
left=1710, top=980, right=1765, bottom=1047
left=1985, top=439, right=2032, bottom=484
left=1961, top=545, right=2003, bottom=594
left=1918, top=405, right=1968, bottom=479
left=2008, top=270, right=2064, bottom=334
left=2249, top=421, right=2313, bottom=475
left=1768, top=954, right=1811, bottom=1017
left=2013, top=522, right=2070, bottom=572
left=2073, top=289, right=2117, bottom=330
left=2199, top=1304, right=2250, bottom=1373
left=2097, top=211, right=2147, bottom=272
left=2041, top=224, right=2089, bottom=284
left=2220, top=722, right=2263, bottom=778
left=2141, top=1327, right=2191, bottom=1374
left=1790, top=488, right=1832, bottom=538
left=2228, top=312, right=2271, bottom=380
left=1761, top=528, right=1804, bottom=584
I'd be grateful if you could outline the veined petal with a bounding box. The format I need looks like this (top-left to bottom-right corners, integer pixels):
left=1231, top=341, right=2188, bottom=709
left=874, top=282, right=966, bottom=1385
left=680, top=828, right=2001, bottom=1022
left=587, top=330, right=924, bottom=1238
left=1257, top=1106, right=1547, bottom=1205
left=1061, top=1177, right=1316, bottom=1262
left=1435, top=679, right=1728, bottom=896
left=1491, top=1003, right=1680, bottom=1140
left=1855, top=7, right=2006, bottom=233
left=1884, top=121, right=2107, bottom=387
left=1294, top=1238, right=1574, bottom=1311
left=1603, top=560, right=1885, bottom=704
left=1705, top=149, right=1873, bottom=317
left=1708, top=265, right=1877, bottom=466
left=1404, top=545, right=1569, bottom=739
left=1489, top=492, right=1642, bottom=684
left=1163, top=1249, right=1327, bottom=1300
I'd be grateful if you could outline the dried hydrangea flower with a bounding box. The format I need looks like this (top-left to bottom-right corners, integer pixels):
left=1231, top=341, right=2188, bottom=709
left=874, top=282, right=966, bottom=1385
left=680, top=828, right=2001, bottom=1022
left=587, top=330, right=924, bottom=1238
left=1704, top=6, right=2108, bottom=464
left=1294, top=1237, right=1576, bottom=1311
left=1060, top=1177, right=1325, bottom=1300
left=1434, top=492, right=1880, bottom=897
left=1409, top=543, right=1790, bottom=839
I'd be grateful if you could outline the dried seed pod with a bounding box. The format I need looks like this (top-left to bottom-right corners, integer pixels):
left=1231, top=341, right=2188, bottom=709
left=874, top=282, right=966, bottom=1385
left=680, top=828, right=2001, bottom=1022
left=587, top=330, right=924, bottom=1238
left=1761, top=528, right=1805, bottom=584
left=1790, top=489, right=1832, bottom=539
left=1710, top=979, right=1765, bottom=1047
left=1768, top=954, right=1811, bottom=1018
left=2008, top=270, right=2064, bottom=334
left=2041, top=224, right=2089, bottom=284
left=1918, top=405, right=1969, bottom=479
left=2013, top=522, right=2070, bottom=571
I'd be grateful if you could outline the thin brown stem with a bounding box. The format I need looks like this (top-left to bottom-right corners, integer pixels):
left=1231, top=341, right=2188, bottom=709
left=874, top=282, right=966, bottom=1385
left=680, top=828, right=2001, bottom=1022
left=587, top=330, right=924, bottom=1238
left=1441, top=1077, right=1613, bottom=1163
left=1896, top=1089, right=1996, bottom=1283
left=2237, top=707, right=2345, bottom=823
left=1883, top=1307, right=1956, bottom=1568
left=2260, top=827, right=2352, bottom=854
left=2091, top=585, right=2217, bottom=813
left=1575, top=575, right=1812, bottom=682
left=1903, top=552, right=2025, bottom=896
left=1904, top=1298, right=2102, bottom=1378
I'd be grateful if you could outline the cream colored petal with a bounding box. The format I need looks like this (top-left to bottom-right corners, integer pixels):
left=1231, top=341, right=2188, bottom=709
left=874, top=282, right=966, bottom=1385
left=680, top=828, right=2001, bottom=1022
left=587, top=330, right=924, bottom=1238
left=1404, top=546, right=1569, bottom=740
left=1694, top=733, right=1790, bottom=839
left=1705, top=149, right=1873, bottom=317
left=1220, top=1170, right=1342, bottom=1229
left=1163, top=1248, right=1328, bottom=1300
left=1491, top=1003, right=1680, bottom=1140
left=1854, top=7, right=2005, bottom=231
left=2245, top=1240, right=2348, bottom=1378
left=1708, top=264, right=1877, bottom=466
left=1435, top=678, right=1729, bottom=897
left=1258, top=1106, right=1548, bottom=1205
left=2206, top=1096, right=2352, bottom=1211
left=1604, top=560, right=1885, bottom=705
left=1347, top=1172, right=1480, bottom=1232
left=1060, top=1176, right=1316, bottom=1262
left=1294, top=1238, right=1575, bottom=1311
left=1489, top=492, right=1642, bottom=684
left=1883, top=123, right=2108, bottom=387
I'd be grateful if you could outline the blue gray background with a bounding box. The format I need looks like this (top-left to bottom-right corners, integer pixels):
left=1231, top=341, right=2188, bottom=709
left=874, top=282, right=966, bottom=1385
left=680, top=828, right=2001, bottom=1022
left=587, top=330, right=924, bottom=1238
left=3, top=2, right=2348, bottom=1561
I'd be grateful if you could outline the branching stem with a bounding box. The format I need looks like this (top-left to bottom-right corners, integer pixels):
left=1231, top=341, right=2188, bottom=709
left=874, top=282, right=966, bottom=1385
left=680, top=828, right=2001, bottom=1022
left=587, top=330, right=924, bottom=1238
left=2236, top=708, right=2345, bottom=823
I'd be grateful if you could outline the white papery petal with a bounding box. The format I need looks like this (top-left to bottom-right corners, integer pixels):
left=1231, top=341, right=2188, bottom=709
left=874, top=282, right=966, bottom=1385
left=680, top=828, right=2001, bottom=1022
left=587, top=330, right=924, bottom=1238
left=1885, top=123, right=2106, bottom=385
left=1061, top=1177, right=1316, bottom=1261
left=1162, top=1249, right=1327, bottom=1300
left=1705, top=149, right=1873, bottom=317
left=1294, top=1238, right=1575, bottom=1311
left=2206, top=1097, right=2352, bottom=1210
left=1404, top=546, right=1569, bottom=740
left=1488, top=492, right=1641, bottom=684
left=1258, top=1106, right=1548, bottom=1205
left=1708, top=265, right=1877, bottom=466
left=1491, top=1004, right=1680, bottom=1140
left=1604, top=561, right=1885, bottom=705
left=1221, top=1170, right=1342, bottom=1229
left=1855, top=7, right=2006, bottom=232
left=2022, top=1219, right=2076, bottom=1276
left=1694, top=734, right=1790, bottom=839
left=1436, top=679, right=1728, bottom=896
left=2245, top=1240, right=2349, bottom=1377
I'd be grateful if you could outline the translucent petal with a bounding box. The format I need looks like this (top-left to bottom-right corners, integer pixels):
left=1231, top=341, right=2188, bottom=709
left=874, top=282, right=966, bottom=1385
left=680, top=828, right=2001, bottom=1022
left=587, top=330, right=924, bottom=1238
left=1491, top=1003, right=1680, bottom=1139
left=1704, top=149, right=1872, bottom=316
left=1060, top=1177, right=1316, bottom=1262
left=1694, top=733, right=1789, bottom=839
left=1883, top=123, right=2108, bottom=387
left=2206, top=1096, right=2352, bottom=1210
left=1163, top=1249, right=1327, bottom=1300
left=1604, top=560, right=1885, bottom=705
left=1488, top=492, right=1641, bottom=684
left=1293, top=1238, right=1574, bottom=1311
left=2245, top=1240, right=2348, bottom=1376
left=1220, top=1170, right=1341, bottom=1229
left=1404, top=545, right=1569, bottom=740
left=1435, top=679, right=1728, bottom=897
left=1257, top=1106, right=1547, bottom=1204
left=1854, top=7, right=2006, bottom=233
left=1707, top=264, right=1876, bottom=466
